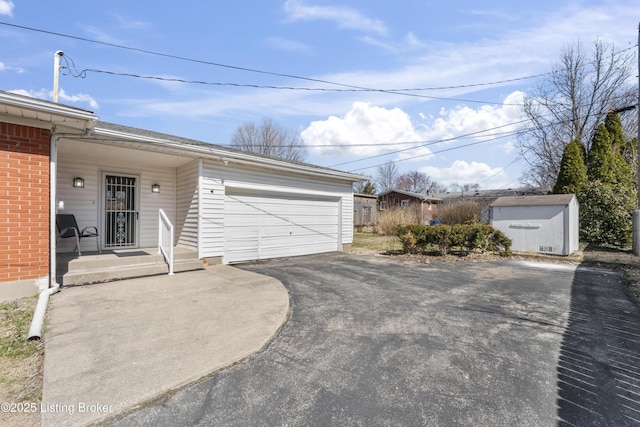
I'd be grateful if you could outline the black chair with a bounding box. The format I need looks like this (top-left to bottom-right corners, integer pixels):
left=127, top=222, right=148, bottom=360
left=56, top=214, right=101, bottom=256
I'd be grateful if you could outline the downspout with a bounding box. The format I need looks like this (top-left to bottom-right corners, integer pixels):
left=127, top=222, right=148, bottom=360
left=28, top=130, right=61, bottom=340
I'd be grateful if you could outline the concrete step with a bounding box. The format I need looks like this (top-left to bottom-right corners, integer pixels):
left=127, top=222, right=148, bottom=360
left=57, top=248, right=205, bottom=286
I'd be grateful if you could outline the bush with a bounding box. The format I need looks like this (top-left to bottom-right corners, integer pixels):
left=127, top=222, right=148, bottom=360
left=398, top=230, right=417, bottom=253
left=436, top=200, right=482, bottom=225
left=394, top=223, right=512, bottom=256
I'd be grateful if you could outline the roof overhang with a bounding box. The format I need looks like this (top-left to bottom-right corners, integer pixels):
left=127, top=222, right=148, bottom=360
left=0, top=91, right=97, bottom=134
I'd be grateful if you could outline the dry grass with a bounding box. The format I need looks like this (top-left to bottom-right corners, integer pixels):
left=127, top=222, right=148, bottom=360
left=0, top=297, right=43, bottom=427
left=376, top=208, right=421, bottom=236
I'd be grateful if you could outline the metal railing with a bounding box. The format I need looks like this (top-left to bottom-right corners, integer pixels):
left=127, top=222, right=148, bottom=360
left=158, top=209, right=175, bottom=275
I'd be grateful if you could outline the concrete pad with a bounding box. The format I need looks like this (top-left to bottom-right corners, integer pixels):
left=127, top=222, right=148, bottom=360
left=41, top=266, right=289, bottom=426
left=0, top=278, right=41, bottom=303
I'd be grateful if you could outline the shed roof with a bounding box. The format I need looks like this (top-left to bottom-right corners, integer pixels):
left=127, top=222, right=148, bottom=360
left=489, top=194, right=576, bottom=208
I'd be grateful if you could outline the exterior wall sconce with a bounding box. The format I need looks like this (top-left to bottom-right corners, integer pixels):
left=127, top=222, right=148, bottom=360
left=151, top=184, right=161, bottom=193
left=73, top=177, right=84, bottom=188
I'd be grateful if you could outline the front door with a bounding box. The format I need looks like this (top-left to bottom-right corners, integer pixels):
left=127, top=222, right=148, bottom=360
left=104, top=174, right=138, bottom=249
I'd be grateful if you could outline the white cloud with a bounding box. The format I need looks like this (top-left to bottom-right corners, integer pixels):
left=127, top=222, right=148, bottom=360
left=0, top=0, right=14, bottom=16
left=12, top=88, right=99, bottom=109
left=77, top=25, right=122, bottom=44
left=425, top=91, right=524, bottom=144
left=0, top=60, right=25, bottom=74
left=264, top=36, right=312, bottom=54
left=283, top=0, right=388, bottom=35
left=421, top=160, right=509, bottom=189
left=301, top=101, right=426, bottom=156
left=8, top=89, right=44, bottom=98
left=108, top=13, right=150, bottom=30
left=56, top=89, right=99, bottom=109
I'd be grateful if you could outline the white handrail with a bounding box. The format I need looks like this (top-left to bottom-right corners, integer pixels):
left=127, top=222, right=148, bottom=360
left=158, top=209, right=174, bottom=275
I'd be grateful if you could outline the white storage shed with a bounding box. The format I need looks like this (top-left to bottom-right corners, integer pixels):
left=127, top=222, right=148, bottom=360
left=489, top=194, right=579, bottom=256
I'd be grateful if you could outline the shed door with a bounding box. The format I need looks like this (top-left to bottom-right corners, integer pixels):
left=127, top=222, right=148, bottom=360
left=224, top=190, right=340, bottom=263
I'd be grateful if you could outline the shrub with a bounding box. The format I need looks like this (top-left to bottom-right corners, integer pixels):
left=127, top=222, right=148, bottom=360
left=431, top=224, right=453, bottom=255
left=398, top=230, right=417, bottom=253
left=489, top=228, right=512, bottom=257
left=394, top=223, right=512, bottom=256
left=436, top=200, right=482, bottom=225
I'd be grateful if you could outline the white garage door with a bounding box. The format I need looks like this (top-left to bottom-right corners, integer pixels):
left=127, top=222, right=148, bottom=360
left=224, top=189, right=340, bottom=263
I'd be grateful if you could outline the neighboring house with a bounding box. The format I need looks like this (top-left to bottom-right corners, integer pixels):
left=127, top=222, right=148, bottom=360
left=0, top=91, right=366, bottom=293
left=489, top=194, right=579, bottom=256
left=377, top=189, right=441, bottom=224
left=353, top=193, right=377, bottom=230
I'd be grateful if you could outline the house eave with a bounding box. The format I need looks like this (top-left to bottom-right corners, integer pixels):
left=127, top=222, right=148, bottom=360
left=0, top=91, right=97, bottom=133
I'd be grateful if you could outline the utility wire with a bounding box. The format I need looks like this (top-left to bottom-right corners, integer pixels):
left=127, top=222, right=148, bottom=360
left=329, top=120, right=529, bottom=167
left=347, top=132, right=517, bottom=173
left=79, top=68, right=526, bottom=105
left=2, top=20, right=541, bottom=105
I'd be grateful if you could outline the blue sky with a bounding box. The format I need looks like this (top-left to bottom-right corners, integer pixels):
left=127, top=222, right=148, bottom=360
left=1, top=1, right=638, bottom=189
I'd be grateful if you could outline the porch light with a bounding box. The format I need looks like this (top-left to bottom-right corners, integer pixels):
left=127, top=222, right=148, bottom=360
left=151, top=184, right=161, bottom=193
left=73, top=177, right=84, bottom=188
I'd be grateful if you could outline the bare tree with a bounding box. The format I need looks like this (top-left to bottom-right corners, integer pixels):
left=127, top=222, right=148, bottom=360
left=449, top=183, right=480, bottom=193
left=375, top=161, right=399, bottom=192
left=231, top=117, right=308, bottom=162
left=396, top=170, right=443, bottom=194
left=517, top=39, right=636, bottom=188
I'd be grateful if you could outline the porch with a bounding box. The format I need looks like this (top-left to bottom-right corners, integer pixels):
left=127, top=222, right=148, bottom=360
left=56, top=247, right=205, bottom=286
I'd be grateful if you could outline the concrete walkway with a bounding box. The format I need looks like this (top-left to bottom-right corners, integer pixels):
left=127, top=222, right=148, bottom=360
left=41, top=266, right=290, bottom=426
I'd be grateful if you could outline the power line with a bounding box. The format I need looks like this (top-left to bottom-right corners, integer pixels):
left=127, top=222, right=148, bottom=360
left=347, top=132, right=517, bottom=173
left=2, top=21, right=540, bottom=105
left=77, top=68, right=526, bottom=105
left=328, top=120, right=528, bottom=167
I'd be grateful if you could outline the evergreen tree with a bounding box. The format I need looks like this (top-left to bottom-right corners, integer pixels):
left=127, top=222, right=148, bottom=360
left=580, top=116, right=637, bottom=248
left=605, top=112, right=634, bottom=188
left=552, top=139, right=587, bottom=194
left=587, top=124, right=615, bottom=185
left=579, top=181, right=634, bottom=248
left=361, top=181, right=376, bottom=195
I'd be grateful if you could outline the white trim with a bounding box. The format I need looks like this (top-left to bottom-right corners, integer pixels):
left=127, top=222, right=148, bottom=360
left=197, top=159, right=204, bottom=257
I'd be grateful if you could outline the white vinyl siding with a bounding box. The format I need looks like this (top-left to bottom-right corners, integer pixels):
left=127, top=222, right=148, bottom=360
left=57, top=153, right=177, bottom=253
left=176, top=160, right=199, bottom=251
left=199, top=173, right=225, bottom=257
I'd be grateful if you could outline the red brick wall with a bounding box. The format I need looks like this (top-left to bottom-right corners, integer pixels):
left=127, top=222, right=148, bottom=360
left=0, top=122, right=50, bottom=282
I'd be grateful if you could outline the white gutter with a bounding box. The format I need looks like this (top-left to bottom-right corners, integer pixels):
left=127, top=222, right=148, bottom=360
left=27, top=126, right=95, bottom=340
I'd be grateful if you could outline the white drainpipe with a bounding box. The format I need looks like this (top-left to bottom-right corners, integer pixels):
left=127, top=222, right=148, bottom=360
left=28, top=130, right=61, bottom=340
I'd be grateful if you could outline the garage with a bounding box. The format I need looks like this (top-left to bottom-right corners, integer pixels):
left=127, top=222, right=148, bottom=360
left=224, top=189, right=341, bottom=263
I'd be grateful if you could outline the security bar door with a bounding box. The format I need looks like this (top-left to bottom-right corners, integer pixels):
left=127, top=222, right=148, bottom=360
left=104, top=174, right=138, bottom=248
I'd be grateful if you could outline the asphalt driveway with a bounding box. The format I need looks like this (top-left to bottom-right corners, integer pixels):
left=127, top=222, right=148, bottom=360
left=113, top=253, right=640, bottom=426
